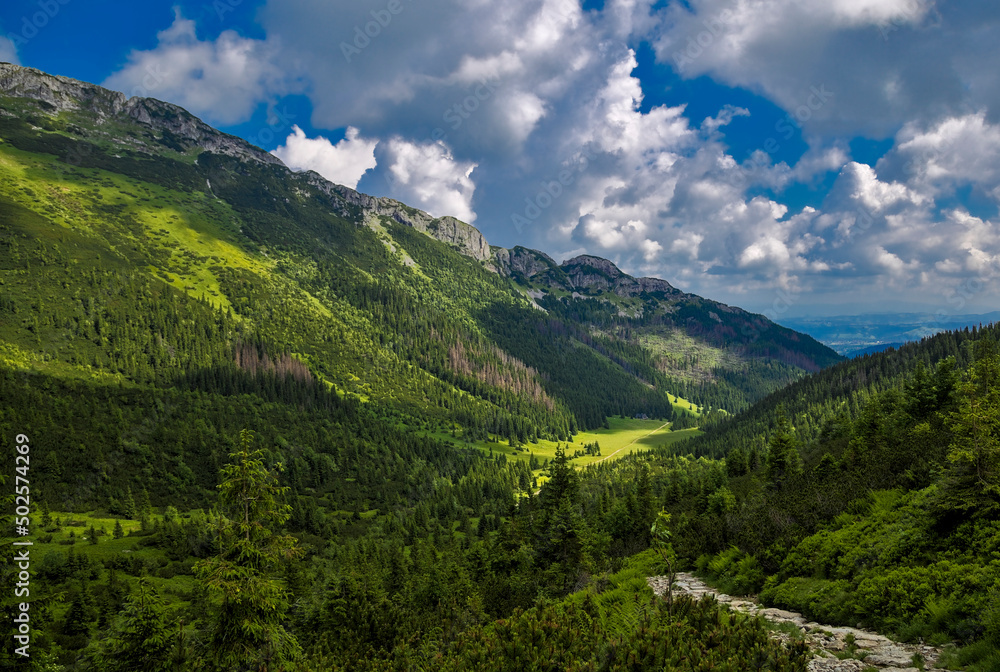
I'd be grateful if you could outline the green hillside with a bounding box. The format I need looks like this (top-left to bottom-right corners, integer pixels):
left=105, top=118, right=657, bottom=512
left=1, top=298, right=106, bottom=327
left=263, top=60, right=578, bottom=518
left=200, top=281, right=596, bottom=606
left=0, top=63, right=841, bottom=441
left=20, top=64, right=994, bottom=672
left=590, top=325, right=1000, bottom=670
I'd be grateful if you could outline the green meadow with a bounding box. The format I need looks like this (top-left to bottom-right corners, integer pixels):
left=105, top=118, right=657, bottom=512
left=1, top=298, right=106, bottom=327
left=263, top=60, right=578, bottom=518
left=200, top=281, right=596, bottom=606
left=429, top=416, right=703, bottom=473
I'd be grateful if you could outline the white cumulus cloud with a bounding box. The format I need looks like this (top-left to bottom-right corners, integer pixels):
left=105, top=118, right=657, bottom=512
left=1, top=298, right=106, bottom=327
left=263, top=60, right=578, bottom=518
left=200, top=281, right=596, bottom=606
left=0, top=35, right=19, bottom=65
left=651, top=0, right=997, bottom=137
left=103, top=10, right=292, bottom=125
left=378, top=138, right=478, bottom=223
left=100, top=1, right=1000, bottom=313
left=272, top=126, right=377, bottom=189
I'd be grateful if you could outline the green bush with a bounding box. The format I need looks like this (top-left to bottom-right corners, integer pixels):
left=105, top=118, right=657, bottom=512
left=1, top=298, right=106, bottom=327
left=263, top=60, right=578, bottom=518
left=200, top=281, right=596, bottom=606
left=697, top=547, right=765, bottom=595
left=759, top=577, right=854, bottom=625
left=423, top=594, right=810, bottom=672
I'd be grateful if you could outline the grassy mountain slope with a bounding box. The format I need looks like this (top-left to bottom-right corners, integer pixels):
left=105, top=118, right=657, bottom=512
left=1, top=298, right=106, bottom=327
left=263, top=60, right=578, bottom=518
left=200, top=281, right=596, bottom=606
left=0, top=62, right=840, bottom=437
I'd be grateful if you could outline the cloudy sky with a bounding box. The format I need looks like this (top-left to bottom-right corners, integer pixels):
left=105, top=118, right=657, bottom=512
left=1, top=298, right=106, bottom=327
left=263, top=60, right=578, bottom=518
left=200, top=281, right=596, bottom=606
left=2, top=0, right=999, bottom=318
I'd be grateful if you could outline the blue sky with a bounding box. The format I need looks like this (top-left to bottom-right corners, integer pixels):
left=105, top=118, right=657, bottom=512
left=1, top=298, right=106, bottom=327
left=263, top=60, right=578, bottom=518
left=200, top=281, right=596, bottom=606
left=2, top=0, right=999, bottom=319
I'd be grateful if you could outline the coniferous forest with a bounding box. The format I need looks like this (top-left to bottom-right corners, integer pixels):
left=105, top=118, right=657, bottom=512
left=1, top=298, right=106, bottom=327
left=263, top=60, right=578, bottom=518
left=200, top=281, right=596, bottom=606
left=1, top=65, right=998, bottom=671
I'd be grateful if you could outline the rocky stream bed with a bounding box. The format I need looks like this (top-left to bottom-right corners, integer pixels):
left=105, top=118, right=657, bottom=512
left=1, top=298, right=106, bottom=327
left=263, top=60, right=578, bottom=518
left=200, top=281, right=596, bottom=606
left=647, top=573, right=946, bottom=672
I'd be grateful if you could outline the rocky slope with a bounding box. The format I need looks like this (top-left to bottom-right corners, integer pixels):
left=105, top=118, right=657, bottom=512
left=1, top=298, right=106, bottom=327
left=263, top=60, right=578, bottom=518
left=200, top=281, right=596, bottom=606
left=490, top=248, right=693, bottom=301
left=0, top=62, right=492, bottom=259
left=0, top=62, right=282, bottom=166
left=648, top=573, right=945, bottom=672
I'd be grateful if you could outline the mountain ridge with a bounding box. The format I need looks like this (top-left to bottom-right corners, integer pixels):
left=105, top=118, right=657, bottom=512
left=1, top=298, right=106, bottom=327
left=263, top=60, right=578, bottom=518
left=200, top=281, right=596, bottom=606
left=0, top=61, right=841, bottom=430
left=2, top=61, right=997, bottom=672
left=0, top=61, right=740, bottom=308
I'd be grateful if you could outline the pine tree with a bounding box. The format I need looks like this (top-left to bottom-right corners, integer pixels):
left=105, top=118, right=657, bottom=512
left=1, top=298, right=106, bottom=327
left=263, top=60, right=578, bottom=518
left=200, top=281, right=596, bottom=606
left=114, top=520, right=124, bottom=539
left=539, top=444, right=577, bottom=509
left=89, top=578, right=174, bottom=672
left=536, top=444, right=586, bottom=590
left=905, top=360, right=936, bottom=420
left=765, top=406, right=801, bottom=489
left=941, top=339, right=1000, bottom=515
left=726, top=447, right=749, bottom=477
left=62, top=583, right=97, bottom=638
left=123, top=487, right=137, bottom=520
left=194, top=429, right=303, bottom=671
left=139, top=488, right=153, bottom=518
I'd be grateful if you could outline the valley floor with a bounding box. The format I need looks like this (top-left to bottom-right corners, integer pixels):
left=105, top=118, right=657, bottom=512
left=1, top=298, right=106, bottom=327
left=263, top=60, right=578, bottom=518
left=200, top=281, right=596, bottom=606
left=430, top=417, right=701, bottom=469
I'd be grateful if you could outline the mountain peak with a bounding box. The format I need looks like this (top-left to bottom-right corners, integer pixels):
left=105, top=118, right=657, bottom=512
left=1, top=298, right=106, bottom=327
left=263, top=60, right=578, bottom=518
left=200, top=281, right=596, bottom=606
left=556, top=255, right=681, bottom=299
left=0, top=62, right=499, bottom=260
left=562, top=254, right=625, bottom=277
left=0, top=62, right=284, bottom=168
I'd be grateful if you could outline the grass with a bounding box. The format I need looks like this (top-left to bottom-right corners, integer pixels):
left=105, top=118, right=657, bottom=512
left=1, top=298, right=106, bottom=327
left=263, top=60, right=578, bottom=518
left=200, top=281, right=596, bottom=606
left=31, top=510, right=165, bottom=561
left=0, top=141, right=268, bottom=311
left=26, top=509, right=208, bottom=629
left=638, top=327, right=741, bottom=386
left=0, top=140, right=384, bottom=395
left=766, top=620, right=807, bottom=642
left=1, top=116, right=713, bottom=465
left=937, top=639, right=1000, bottom=672
left=429, top=417, right=702, bottom=476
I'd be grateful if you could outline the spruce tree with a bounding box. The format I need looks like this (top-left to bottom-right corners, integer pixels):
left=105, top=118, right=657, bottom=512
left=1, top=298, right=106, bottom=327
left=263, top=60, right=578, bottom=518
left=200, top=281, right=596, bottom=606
left=941, top=339, right=1000, bottom=515
left=765, top=406, right=801, bottom=489
left=194, top=429, right=302, bottom=671
left=123, top=487, right=137, bottom=520
left=89, top=578, right=174, bottom=672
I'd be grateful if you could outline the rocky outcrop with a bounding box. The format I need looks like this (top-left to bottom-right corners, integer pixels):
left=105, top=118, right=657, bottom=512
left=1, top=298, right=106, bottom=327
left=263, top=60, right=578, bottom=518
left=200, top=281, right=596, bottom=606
left=490, top=246, right=569, bottom=285
left=0, top=63, right=283, bottom=167
left=0, top=62, right=127, bottom=118
left=648, top=573, right=944, bottom=672
left=123, top=97, right=284, bottom=166
left=426, top=216, right=491, bottom=261
left=1, top=62, right=495, bottom=260
left=491, top=250, right=690, bottom=300
left=305, top=175, right=492, bottom=261
left=561, top=255, right=687, bottom=299
left=562, top=255, right=627, bottom=290
left=0, top=63, right=748, bottom=306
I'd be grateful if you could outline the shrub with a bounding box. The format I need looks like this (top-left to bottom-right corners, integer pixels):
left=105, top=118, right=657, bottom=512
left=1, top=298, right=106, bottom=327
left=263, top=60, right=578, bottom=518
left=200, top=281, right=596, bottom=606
left=760, top=577, right=854, bottom=625
left=698, top=547, right=765, bottom=595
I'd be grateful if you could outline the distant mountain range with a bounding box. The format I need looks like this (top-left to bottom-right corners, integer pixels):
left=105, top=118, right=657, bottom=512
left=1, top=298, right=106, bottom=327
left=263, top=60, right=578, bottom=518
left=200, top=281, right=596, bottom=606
left=779, top=311, right=1000, bottom=357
